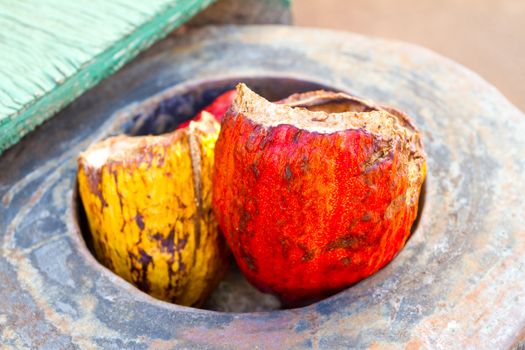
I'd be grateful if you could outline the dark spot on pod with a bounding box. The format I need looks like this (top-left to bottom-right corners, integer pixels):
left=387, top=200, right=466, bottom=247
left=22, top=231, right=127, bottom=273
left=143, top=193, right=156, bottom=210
left=150, top=229, right=187, bottom=255
left=175, top=194, right=187, bottom=209
left=176, top=233, right=187, bottom=272
left=150, top=233, right=163, bottom=242
left=128, top=251, right=140, bottom=281
left=246, top=129, right=259, bottom=151
left=238, top=209, right=251, bottom=232
left=325, top=235, right=361, bottom=252
left=258, top=132, right=270, bottom=150
left=301, top=155, right=309, bottom=173
left=178, top=259, right=186, bottom=272
left=240, top=246, right=257, bottom=272
left=127, top=250, right=152, bottom=293
left=138, top=248, right=153, bottom=292
left=361, top=212, right=372, bottom=222
left=135, top=213, right=145, bottom=230
left=302, top=251, right=315, bottom=262
left=298, top=243, right=315, bottom=262
left=153, top=230, right=188, bottom=285
left=280, top=238, right=290, bottom=258
left=362, top=174, right=374, bottom=187
left=177, top=235, right=188, bottom=251
left=284, top=164, right=292, bottom=182
left=165, top=229, right=175, bottom=254
left=340, top=257, right=352, bottom=266
left=251, top=162, right=260, bottom=178
left=345, top=217, right=360, bottom=233
left=156, top=151, right=165, bottom=167
left=292, top=130, right=302, bottom=144
left=84, top=166, right=108, bottom=209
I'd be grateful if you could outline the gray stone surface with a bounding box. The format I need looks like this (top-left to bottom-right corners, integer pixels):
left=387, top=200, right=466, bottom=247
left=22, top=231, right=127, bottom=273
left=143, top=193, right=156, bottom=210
left=1, top=26, right=525, bottom=349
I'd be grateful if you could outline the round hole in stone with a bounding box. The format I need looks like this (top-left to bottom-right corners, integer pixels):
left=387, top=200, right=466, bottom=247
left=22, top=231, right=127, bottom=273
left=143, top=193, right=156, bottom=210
left=74, top=76, right=426, bottom=313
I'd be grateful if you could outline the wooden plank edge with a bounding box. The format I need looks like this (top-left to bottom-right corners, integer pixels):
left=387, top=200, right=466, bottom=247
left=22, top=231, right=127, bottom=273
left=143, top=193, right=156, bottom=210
left=0, top=0, right=215, bottom=155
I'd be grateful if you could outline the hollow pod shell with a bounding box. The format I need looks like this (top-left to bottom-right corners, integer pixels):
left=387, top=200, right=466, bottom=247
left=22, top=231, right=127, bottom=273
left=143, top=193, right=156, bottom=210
left=177, top=89, right=236, bottom=129
left=212, top=84, right=427, bottom=305
left=78, top=112, right=228, bottom=306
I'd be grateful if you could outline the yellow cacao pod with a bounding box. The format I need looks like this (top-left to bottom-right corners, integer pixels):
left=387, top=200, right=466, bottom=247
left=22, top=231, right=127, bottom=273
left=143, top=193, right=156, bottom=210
left=77, top=112, right=228, bottom=306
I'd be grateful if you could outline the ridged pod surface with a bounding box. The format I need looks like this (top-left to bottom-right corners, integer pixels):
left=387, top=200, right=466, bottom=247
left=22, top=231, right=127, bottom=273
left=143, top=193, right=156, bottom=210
left=78, top=112, right=227, bottom=306
left=213, top=84, right=427, bottom=304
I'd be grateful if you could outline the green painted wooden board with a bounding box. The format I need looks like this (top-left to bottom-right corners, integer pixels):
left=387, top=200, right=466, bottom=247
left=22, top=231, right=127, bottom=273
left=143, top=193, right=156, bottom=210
left=0, top=0, right=215, bottom=154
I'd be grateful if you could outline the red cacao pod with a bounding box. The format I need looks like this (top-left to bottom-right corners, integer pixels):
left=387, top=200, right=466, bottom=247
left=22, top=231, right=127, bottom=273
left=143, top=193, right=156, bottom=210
left=177, top=89, right=236, bottom=129
left=212, top=84, right=426, bottom=305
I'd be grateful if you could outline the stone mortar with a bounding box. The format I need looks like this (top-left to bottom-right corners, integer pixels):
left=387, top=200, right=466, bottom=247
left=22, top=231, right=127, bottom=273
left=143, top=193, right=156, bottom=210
left=1, top=26, right=525, bottom=349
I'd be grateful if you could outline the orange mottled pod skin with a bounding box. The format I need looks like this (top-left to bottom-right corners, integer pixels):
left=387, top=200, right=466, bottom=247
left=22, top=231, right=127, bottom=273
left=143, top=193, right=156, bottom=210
left=213, top=84, right=426, bottom=305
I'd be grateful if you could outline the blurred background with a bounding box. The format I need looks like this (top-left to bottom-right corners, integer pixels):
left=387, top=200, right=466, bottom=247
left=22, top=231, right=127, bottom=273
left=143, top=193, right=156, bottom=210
left=292, top=0, right=525, bottom=112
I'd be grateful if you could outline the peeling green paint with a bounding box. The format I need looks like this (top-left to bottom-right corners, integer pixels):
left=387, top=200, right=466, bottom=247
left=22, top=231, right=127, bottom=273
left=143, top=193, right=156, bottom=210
left=0, top=0, right=216, bottom=154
